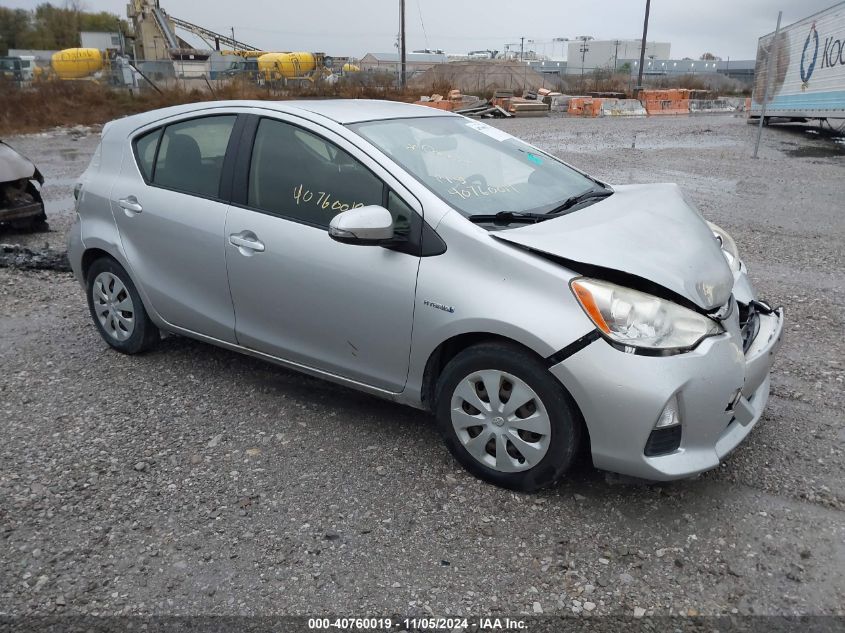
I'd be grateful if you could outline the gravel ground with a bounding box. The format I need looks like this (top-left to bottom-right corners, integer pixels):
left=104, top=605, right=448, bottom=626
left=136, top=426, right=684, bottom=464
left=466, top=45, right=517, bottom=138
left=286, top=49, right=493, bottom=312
left=0, top=114, right=843, bottom=620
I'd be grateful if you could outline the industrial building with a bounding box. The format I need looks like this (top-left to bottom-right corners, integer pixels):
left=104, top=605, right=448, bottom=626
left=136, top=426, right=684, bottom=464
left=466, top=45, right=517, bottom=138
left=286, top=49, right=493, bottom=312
left=527, top=56, right=754, bottom=85
left=359, top=52, right=447, bottom=76
left=566, top=39, right=671, bottom=74
left=80, top=31, right=124, bottom=52
left=627, top=57, right=722, bottom=75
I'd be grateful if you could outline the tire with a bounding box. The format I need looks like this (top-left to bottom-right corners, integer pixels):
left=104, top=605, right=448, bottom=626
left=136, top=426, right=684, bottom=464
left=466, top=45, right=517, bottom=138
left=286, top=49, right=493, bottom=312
left=86, top=257, right=159, bottom=354
left=434, top=342, right=582, bottom=492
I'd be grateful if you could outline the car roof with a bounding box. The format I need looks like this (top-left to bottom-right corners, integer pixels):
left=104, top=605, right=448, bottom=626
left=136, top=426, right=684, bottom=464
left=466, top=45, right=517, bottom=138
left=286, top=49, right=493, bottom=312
left=111, top=99, right=454, bottom=133
left=284, top=99, right=454, bottom=123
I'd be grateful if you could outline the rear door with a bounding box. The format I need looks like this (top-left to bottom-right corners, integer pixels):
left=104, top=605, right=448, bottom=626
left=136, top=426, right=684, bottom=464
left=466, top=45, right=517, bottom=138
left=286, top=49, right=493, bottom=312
left=110, top=113, right=241, bottom=342
left=224, top=115, right=422, bottom=391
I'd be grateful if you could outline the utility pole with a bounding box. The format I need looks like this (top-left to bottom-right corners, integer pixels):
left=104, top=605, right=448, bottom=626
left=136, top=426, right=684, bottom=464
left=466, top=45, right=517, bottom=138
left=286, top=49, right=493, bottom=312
left=635, top=0, right=651, bottom=94
left=520, top=36, right=525, bottom=61
left=400, top=0, right=407, bottom=89
left=577, top=36, right=591, bottom=93
left=613, top=39, right=621, bottom=71
left=753, top=11, right=782, bottom=159
left=231, top=27, right=236, bottom=50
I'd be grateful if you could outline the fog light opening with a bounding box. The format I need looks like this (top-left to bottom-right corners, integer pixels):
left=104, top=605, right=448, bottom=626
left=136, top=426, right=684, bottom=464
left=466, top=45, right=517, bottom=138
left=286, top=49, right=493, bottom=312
left=654, top=394, right=681, bottom=429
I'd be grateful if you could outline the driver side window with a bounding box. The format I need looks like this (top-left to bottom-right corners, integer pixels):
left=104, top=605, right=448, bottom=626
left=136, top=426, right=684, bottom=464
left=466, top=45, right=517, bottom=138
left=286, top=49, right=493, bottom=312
left=248, top=118, right=384, bottom=228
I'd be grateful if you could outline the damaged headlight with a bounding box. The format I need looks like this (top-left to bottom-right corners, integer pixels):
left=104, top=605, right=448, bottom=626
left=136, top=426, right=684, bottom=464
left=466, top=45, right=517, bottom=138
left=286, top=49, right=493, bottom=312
left=707, top=222, right=741, bottom=274
left=570, top=278, right=723, bottom=353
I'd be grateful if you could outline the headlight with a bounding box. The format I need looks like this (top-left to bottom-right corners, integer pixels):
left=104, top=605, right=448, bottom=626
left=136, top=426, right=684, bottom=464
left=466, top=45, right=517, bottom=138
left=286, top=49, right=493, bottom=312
left=570, top=278, right=723, bottom=353
left=707, top=222, right=741, bottom=274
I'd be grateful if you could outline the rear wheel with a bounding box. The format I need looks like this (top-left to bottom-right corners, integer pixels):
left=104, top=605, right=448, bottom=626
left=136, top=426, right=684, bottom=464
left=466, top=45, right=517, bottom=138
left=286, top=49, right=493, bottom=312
left=434, top=342, right=582, bottom=492
left=86, top=257, right=158, bottom=354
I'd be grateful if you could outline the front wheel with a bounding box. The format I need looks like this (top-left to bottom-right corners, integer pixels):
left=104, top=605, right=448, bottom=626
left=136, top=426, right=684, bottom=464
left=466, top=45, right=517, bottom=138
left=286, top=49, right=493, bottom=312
left=434, top=342, right=582, bottom=492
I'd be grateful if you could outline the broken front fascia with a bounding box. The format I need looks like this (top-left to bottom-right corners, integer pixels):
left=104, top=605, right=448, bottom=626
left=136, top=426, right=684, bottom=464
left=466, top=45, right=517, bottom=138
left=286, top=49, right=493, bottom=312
left=0, top=140, right=46, bottom=224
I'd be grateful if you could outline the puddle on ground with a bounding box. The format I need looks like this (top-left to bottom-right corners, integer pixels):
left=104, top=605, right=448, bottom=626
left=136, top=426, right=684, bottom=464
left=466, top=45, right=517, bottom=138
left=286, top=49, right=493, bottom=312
left=784, top=145, right=845, bottom=158
left=768, top=123, right=845, bottom=157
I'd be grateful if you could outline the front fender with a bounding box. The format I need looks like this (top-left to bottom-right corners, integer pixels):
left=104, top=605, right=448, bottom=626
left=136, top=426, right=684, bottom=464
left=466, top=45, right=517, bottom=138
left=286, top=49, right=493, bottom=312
left=401, top=215, right=597, bottom=407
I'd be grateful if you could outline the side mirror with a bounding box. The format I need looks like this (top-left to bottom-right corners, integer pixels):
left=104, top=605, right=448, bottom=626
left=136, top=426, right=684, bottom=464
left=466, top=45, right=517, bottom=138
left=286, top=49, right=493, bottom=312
left=328, top=205, right=394, bottom=245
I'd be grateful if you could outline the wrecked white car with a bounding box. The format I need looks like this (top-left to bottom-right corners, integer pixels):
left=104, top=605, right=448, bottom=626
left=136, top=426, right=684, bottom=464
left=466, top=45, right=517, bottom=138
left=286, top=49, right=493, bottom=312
left=0, top=140, right=48, bottom=231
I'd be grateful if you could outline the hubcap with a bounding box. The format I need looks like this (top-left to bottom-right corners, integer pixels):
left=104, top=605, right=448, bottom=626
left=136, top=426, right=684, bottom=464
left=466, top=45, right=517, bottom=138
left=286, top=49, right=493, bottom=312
left=450, top=370, right=551, bottom=473
left=92, top=272, right=135, bottom=342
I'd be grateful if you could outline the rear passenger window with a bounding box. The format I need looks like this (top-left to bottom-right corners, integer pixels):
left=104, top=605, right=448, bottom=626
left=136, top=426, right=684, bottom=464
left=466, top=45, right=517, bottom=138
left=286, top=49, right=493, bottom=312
left=134, top=129, right=160, bottom=181
left=248, top=118, right=383, bottom=228
left=152, top=115, right=237, bottom=198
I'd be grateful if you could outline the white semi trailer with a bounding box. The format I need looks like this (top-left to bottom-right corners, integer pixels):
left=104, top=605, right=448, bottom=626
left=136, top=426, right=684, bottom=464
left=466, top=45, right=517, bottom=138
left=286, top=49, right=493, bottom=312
left=751, top=2, right=845, bottom=123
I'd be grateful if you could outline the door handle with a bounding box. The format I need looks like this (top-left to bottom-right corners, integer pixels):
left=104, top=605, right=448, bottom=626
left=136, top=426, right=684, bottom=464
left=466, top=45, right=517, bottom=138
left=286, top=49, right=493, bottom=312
left=118, top=196, right=143, bottom=213
left=229, top=233, right=265, bottom=253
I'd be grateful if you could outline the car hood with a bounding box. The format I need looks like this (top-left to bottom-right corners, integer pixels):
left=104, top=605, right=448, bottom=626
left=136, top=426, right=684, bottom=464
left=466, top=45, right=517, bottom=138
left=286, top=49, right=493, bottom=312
left=495, top=183, right=733, bottom=310
left=0, top=140, right=41, bottom=183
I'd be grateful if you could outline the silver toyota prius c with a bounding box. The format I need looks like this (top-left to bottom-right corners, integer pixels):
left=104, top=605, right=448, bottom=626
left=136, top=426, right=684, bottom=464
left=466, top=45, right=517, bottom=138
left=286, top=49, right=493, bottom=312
left=67, top=99, right=784, bottom=491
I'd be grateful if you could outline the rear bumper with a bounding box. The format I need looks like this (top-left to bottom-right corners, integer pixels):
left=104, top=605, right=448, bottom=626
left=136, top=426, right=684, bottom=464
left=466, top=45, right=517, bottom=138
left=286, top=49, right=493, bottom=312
left=550, top=307, right=784, bottom=481
left=66, top=216, right=84, bottom=286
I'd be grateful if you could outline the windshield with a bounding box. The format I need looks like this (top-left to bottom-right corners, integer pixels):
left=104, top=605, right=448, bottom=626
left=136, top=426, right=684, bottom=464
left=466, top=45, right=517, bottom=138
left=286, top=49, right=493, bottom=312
left=350, top=116, right=601, bottom=217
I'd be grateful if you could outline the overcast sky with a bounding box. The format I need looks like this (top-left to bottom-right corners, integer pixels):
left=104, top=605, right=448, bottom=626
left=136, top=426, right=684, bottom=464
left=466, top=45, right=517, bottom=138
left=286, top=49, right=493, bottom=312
left=5, top=0, right=835, bottom=60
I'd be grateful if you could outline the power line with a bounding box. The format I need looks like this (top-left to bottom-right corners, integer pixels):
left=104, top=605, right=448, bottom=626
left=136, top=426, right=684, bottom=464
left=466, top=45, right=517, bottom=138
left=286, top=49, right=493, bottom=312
left=416, top=0, right=429, bottom=50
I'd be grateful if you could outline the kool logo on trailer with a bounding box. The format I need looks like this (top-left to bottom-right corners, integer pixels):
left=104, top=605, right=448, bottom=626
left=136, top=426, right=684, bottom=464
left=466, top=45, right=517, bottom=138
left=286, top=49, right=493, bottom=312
left=803, top=18, right=845, bottom=89
left=800, top=22, right=818, bottom=86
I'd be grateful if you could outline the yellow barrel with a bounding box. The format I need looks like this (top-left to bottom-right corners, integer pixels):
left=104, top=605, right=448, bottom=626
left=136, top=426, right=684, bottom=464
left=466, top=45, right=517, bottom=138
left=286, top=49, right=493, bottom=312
left=257, top=52, right=317, bottom=80
left=51, top=48, right=103, bottom=79
left=342, top=63, right=360, bottom=73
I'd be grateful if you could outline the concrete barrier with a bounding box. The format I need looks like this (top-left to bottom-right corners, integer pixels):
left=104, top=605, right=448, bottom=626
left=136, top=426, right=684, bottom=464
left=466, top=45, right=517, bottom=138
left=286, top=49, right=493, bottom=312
left=689, top=99, right=739, bottom=113
left=643, top=98, right=690, bottom=115
left=640, top=89, right=691, bottom=116
left=600, top=98, right=647, bottom=116
left=568, top=97, right=599, bottom=116
left=549, top=95, right=571, bottom=111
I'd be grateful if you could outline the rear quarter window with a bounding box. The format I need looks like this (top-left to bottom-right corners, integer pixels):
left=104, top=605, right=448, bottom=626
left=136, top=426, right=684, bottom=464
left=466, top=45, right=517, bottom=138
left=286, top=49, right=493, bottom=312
left=133, top=128, right=161, bottom=181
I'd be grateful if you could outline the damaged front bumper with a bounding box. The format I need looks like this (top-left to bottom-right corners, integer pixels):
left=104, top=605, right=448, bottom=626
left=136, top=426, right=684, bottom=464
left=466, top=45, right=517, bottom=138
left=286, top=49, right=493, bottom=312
left=0, top=140, right=46, bottom=227
left=550, top=291, right=784, bottom=481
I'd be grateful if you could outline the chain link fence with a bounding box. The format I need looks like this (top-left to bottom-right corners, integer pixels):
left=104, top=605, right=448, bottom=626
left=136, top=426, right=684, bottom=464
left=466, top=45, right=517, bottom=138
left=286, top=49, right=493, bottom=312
left=1, top=57, right=752, bottom=101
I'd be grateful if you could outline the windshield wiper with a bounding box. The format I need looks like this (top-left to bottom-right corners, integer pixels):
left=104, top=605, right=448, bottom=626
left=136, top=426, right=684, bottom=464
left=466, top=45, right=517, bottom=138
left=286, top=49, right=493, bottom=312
left=466, top=211, right=552, bottom=225
left=545, top=186, right=613, bottom=215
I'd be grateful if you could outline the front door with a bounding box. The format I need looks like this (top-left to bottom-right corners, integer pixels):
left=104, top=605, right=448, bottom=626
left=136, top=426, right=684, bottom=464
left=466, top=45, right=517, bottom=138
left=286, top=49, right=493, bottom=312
left=224, top=116, right=420, bottom=391
left=110, top=114, right=239, bottom=342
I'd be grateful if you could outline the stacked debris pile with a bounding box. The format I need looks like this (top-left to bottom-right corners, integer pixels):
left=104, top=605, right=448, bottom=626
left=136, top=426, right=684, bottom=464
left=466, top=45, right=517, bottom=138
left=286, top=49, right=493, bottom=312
left=415, top=90, right=513, bottom=118
left=491, top=90, right=551, bottom=117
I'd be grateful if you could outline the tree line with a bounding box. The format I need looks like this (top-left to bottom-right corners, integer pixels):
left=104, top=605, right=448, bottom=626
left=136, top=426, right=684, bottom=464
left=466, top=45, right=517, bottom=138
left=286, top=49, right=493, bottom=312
left=0, top=3, right=130, bottom=56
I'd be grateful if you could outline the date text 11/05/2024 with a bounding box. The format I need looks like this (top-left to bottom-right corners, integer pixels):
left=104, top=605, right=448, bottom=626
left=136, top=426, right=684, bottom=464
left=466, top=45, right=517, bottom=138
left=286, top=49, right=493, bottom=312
left=307, top=617, right=527, bottom=630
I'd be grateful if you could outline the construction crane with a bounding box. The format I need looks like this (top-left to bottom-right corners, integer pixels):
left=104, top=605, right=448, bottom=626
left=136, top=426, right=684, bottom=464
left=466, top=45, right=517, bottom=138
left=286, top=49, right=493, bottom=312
left=128, top=0, right=260, bottom=61
left=168, top=15, right=260, bottom=52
